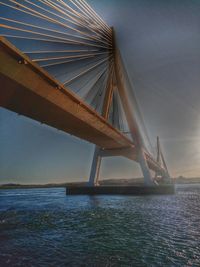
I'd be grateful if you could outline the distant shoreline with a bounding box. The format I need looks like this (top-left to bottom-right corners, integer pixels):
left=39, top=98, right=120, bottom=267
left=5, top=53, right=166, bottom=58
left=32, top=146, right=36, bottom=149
left=1, top=177, right=200, bottom=189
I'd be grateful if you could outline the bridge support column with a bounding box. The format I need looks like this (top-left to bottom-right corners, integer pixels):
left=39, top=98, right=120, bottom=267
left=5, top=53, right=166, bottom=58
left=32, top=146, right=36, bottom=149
left=154, top=136, right=171, bottom=183
left=88, top=146, right=102, bottom=186
left=139, top=149, right=155, bottom=186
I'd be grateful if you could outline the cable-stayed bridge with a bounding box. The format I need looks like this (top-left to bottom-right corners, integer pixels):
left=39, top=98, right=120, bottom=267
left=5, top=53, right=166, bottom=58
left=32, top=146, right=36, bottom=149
left=0, top=0, right=171, bottom=187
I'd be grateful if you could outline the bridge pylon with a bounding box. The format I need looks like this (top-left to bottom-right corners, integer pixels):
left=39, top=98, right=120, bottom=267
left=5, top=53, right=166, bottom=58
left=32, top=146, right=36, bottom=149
left=88, top=28, right=156, bottom=187
left=154, top=136, right=171, bottom=183
left=88, top=147, right=102, bottom=186
left=138, top=148, right=155, bottom=186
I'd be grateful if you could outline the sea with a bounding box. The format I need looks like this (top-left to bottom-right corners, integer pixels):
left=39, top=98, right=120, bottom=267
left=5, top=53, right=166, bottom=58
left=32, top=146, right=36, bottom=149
left=0, top=184, right=200, bottom=267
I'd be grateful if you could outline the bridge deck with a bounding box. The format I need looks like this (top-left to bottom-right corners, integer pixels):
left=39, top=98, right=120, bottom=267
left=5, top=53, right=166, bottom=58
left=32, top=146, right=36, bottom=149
left=0, top=37, right=165, bottom=173
left=0, top=37, right=134, bottom=152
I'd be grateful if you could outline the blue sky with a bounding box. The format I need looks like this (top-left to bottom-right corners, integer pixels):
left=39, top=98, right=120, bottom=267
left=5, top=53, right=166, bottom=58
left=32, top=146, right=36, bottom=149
left=1, top=0, right=200, bottom=184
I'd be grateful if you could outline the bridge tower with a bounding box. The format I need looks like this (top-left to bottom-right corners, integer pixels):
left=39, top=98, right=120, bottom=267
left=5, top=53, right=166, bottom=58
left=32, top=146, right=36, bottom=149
left=88, top=29, right=156, bottom=186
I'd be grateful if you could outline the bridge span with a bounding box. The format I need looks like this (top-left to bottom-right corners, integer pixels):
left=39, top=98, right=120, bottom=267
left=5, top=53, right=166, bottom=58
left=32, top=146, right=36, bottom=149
left=0, top=37, right=165, bottom=175
left=0, top=0, right=171, bottom=187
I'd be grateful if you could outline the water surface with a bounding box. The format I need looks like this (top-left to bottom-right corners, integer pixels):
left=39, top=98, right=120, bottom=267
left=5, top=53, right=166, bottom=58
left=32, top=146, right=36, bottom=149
left=0, top=184, right=200, bottom=266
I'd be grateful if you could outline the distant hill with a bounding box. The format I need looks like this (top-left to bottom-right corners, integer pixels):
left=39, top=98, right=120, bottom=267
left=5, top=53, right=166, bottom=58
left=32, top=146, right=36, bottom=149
left=0, top=177, right=200, bottom=189
left=0, top=178, right=145, bottom=189
left=174, top=176, right=200, bottom=184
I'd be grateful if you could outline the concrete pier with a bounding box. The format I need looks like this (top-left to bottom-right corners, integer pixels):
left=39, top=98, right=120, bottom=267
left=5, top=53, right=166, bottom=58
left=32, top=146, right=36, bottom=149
left=66, top=184, right=175, bottom=195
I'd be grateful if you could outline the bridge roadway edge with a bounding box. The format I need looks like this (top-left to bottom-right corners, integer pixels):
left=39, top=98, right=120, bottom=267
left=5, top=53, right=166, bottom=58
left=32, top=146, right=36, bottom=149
left=0, top=37, right=134, bottom=151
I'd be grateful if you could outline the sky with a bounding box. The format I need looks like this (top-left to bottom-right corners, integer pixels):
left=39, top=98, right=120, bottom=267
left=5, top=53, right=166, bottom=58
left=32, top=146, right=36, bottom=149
left=1, top=0, right=200, bottom=184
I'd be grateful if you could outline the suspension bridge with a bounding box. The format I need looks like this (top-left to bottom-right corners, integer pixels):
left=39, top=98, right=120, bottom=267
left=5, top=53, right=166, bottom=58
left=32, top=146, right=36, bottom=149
left=0, top=0, right=173, bottom=194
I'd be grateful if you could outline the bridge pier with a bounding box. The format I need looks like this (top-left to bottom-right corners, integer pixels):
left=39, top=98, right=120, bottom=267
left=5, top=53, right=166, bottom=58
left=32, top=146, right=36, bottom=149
left=88, top=146, right=156, bottom=186
left=88, top=146, right=102, bottom=186
left=138, top=149, right=155, bottom=186
left=154, top=136, right=171, bottom=184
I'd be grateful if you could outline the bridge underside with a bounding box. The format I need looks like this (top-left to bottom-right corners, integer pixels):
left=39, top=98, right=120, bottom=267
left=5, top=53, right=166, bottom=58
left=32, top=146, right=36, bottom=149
left=0, top=37, right=165, bottom=175
left=0, top=37, right=133, bottom=150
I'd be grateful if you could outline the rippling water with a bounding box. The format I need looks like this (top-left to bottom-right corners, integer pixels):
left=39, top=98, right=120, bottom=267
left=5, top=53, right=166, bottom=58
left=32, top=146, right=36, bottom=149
left=0, top=184, right=200, bottom=267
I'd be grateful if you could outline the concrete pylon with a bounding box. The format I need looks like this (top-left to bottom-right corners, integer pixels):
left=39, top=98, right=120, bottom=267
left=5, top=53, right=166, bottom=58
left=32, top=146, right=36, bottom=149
left=88, top=38, right=114, bottom=186
left=88, top=29, right=162, bottom=187
left=88, top=146, right=102, bottom=186
left=138, top=148, right=155, bottom=186
left=155, top=136, right=171, bottom=183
